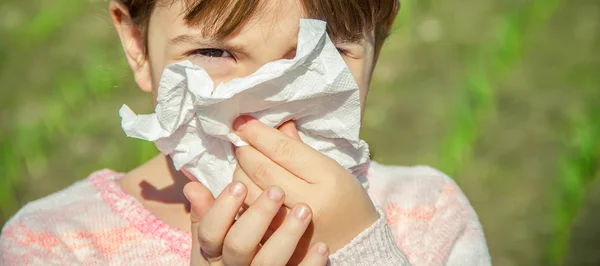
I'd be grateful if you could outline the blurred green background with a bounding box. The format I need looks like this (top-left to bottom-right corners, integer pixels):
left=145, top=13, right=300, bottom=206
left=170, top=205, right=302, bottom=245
left=1, top=0, right=599, bottom=265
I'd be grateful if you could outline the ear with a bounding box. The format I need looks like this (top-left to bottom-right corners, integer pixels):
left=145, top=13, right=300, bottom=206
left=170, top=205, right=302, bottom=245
left=109, top=0, right=153, bottom=93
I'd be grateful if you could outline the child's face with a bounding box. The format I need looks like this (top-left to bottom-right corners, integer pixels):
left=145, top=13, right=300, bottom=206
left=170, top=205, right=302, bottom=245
left=116, top=0, right=379, bottom=114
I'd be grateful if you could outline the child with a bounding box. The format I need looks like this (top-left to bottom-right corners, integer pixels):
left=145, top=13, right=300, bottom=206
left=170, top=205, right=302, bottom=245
left=0, top=0, right=491, bottom=265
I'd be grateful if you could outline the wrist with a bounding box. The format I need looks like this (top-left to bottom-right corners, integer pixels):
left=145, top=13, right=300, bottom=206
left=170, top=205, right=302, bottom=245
left=329, top=208, right=409, bottom=265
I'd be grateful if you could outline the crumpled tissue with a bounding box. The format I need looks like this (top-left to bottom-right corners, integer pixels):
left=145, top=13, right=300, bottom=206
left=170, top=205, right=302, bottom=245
left=119, top=19, right=370, bottom=196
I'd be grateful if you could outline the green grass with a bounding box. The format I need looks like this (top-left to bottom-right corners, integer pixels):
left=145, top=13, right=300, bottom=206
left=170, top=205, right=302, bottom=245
left=1, top=0, right=599, bottom=265
left=439, top=0, right=563, bottom=178
left=545, top=63, right=600, bottom=265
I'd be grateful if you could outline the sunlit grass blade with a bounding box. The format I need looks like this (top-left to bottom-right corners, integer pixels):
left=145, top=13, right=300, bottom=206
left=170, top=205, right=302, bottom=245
left=544, top=70, right=600, bottom=265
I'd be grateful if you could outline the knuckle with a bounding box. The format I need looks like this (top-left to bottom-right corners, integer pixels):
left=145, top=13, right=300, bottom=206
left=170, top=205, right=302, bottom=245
left=252, top=163, right=271, bottom=181
left=196, top=224, right=219, bottom=246
left=312, top=206, right=328, bottom=221
left=272, top=139, right=294, bottom=159
left=224, top=237, right=254, bottom=256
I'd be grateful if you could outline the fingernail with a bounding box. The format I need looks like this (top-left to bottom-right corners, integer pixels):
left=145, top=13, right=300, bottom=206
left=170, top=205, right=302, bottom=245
left=294, top=205, right=310, bottom=220
left=317, top=242, right=328, bottom=255
left=233, top=116, right=249, bottom=132
left=268, top=187, right=283, bottom=201
left=229, top=182, right=245, bottom=197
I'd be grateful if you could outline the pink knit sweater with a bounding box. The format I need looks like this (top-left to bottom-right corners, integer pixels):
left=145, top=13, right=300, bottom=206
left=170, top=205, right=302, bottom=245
left=0, top=162, right=490, bottom=265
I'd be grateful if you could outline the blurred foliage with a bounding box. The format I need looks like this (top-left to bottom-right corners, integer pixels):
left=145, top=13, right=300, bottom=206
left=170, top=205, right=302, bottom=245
left=1, top=0, right=599, bottom=265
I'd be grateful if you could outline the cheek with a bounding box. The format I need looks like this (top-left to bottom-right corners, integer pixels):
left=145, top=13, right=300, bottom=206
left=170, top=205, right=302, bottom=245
left=148, top=61, right=165, bottom=105
left=150, top=64, right=163, bottom=92
left=146, top=43, right=167, bottom=92
left=344, top=58, right=373, bottom=109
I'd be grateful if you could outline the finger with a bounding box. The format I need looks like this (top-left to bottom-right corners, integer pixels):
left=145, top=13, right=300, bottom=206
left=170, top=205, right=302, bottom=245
left=298, top=242, right=330, bottom=266
left=278, top=120, right=301, bottom=140
left=260, top=207, right=288, bottom=244
left=183, top=182, right=215, bottom=265
left=233, top=149, right=289, bottom=229
left=234, top=116, right=335, bottom=183
left=241, top=207, right=289, bottom=235
left=222, top=186, right=285, bottom=266
left=232, top=164, right=262, bottom=206
left=236, top=145, right=305, bottom=205
left=260, top=227, right=275, bottom=245
left=269, top=206, right=288, bottom=231
left=253, top=204, right=312, bottom=266
left=197, top=182, right=247, bottom=261
left=237, top=206, right=246, bottom=219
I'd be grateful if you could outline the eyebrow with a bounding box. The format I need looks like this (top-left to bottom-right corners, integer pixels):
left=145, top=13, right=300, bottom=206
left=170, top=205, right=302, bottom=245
left=168, top=34, right=248, bottom=55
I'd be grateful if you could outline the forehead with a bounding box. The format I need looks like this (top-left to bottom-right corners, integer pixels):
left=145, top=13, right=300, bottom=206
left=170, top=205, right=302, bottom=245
left=151, top=1, right=305, bottom=39
left=148, top=0, right=308, bottom=61
left=147, top=0, right=389, bottom=43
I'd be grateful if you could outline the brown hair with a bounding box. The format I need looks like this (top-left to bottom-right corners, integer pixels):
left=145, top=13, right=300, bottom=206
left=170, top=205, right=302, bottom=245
left=121, top=0, right=399, bottom=51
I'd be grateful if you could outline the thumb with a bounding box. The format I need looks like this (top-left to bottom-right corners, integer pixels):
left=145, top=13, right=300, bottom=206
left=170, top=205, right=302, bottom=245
left=183, top=181, right=215, bottom=265
left=184, top=181, right=214, bottom=223
left=278, top=120, right=302, bottom=141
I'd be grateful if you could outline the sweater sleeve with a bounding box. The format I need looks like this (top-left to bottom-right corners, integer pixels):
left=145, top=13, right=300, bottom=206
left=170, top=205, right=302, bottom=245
left=445, top=222, right=491, bottom=266
left=1, top=209, right=79, bottom=265
left=328, top=208, right=411, bottom=266
left=362, top=163, right=491, bottom=266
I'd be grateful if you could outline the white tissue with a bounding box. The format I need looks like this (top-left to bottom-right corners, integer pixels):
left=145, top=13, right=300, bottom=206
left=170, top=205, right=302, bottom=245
left=119, top=19, right=370, bottom=196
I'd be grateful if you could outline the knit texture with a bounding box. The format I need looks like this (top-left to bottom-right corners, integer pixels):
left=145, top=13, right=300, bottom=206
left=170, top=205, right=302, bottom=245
left=0, top=162, right=491, bottom=265
left=328, top=208, right=409, bottom=265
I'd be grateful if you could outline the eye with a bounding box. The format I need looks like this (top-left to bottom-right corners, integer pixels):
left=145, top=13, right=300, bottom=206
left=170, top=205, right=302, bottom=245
left=190, top=48, right=232, bottom=58
left=334, top=43, right=361, bottom=59
left=186, top=48, right=236, bottom=78
left=334, top=43, right=352, bottom=56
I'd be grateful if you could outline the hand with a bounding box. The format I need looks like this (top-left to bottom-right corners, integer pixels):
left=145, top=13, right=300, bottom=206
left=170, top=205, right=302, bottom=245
left=232, top=117, right=379, bottom=254
left=183, top=180, right=330, bottom=266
